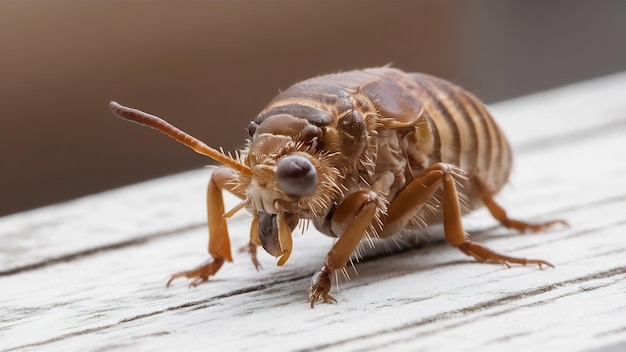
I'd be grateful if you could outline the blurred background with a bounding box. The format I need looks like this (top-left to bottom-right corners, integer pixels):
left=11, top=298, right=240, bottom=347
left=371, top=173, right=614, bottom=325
left=1, top=0, right=625, bottom=217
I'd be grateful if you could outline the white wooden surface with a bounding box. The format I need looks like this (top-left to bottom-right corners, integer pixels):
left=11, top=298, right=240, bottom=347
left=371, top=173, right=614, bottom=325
left=2, top=73, right=626, bottom=352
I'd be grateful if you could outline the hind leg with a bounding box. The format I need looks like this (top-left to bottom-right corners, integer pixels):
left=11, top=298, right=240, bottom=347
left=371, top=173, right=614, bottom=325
left=472, top=175, right=568, bottom=233
left=380, top=163, right=554, bottom=268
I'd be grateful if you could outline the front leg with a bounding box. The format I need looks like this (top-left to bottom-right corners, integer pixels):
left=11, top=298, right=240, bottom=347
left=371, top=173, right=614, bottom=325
left=310, top=190, right=380, bottom=308
left=167, top=166, right=241, bottom=287
left=238, top=213, right=262, bottom=271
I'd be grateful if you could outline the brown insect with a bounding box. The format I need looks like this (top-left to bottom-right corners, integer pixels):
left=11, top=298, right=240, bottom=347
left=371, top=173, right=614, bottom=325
left=110, top=67, right=565, bottom=308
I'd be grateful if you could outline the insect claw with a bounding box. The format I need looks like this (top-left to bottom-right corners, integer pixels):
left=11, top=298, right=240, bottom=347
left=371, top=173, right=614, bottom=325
left=165, top=275, right=178, bottom=288
left=309, top=291, right=337, bottom=309
left=533, top=259, right=555, bottom=269
left=165, top=257, right=224, bottom=288
left=310, top=266, right=336, bottom=308
left=189, top=277, right=207, bottom=288
left=253, top=260, right=262, bottom=272
left=238, top=243, right=262, bottom=271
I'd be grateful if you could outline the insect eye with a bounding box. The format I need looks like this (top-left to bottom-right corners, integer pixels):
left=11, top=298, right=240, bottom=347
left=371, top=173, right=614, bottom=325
left=276, top=155, right=317, bottom=196
left=248, top=121, right=258, bottom=137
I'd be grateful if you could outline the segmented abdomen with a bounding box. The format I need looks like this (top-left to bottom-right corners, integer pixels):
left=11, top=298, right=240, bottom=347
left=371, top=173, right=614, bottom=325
left=405, top=71, right=513, bottom=195
left=355, top=68, right=513, bottom=210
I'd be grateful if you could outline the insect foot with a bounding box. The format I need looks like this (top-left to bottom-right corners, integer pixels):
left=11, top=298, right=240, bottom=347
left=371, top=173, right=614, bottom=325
left=166, top=257, right=225, bottom=288
left=471, top=175, right=569, bottom=233
left=310, top=266, right=337, bottom=308
left=239, top=242, right=262, bottom=271
left=457, top=240, right=554, bottom=269
left=508, top=219, right=569, bottom=234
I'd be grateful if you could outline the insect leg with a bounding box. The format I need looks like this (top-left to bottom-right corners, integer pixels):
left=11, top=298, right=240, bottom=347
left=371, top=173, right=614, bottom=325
left=239, top=214, right=262, bottom=271
left=472, top=175, right=568, bottom=233
left=167, top=166, right=243, bottom=287
left=310, top=190, right=379, bottom=308
left=380, top=163, right=553, bottom=268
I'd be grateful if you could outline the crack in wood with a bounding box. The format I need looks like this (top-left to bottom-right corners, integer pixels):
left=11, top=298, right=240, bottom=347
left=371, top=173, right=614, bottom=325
left=585, top=339, right=626, bottom=352
left=0, top=223, right=205, bottom=277
left=295, top=266, right=626, bottom=352
left=516, top=117, right=626, bottom=154
left=553, top=194, right=626, bottom=217
left=2, top=274, right=312, bottom=352
left=594, top=325, right=626, bottom=338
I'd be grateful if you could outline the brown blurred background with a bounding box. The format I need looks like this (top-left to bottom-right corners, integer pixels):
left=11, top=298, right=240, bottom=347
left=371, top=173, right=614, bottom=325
left=1, top=1, right=625, bottom=217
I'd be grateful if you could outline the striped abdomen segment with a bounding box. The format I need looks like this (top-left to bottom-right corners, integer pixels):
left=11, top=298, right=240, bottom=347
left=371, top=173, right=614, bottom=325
left=399, top=71, right=513, bottom=196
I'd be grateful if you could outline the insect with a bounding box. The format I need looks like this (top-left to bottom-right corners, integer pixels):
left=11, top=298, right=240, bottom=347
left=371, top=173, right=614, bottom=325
left=110, top=67, right=565, bottom=308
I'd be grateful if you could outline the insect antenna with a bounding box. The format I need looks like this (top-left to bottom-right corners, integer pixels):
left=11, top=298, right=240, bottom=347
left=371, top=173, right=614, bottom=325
left=109, top=101, right=251, bottom=175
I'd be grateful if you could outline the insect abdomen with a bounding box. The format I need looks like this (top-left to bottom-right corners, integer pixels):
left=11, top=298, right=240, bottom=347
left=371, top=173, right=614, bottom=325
left=405, top=72, right=513, bottom=198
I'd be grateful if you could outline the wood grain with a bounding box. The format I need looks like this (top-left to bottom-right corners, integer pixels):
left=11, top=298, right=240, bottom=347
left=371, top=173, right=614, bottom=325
left=2, top=72, right=626, bottom=351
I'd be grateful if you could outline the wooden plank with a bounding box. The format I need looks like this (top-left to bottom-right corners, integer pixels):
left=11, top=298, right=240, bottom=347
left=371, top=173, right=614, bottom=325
left=2, top=72, right=626, bottom=351
left=0, top=170, right=210, bottom=273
